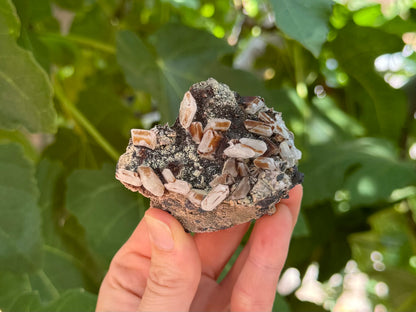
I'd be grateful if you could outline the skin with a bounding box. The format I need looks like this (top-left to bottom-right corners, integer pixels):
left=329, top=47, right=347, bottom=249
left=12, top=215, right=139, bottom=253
left=96, top=184, right=303, bottom=312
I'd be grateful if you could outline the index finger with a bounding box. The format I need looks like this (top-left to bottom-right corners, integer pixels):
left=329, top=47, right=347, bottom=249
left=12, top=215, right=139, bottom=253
left=279, top=184, right=303, bottom=228
left=96, top=218, right=151, bottom=312
left=221, top=185, right=303, bottom=311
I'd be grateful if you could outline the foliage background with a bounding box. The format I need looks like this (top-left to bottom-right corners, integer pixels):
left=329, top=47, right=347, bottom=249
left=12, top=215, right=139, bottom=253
left=1, top=0, right=416, bottom=311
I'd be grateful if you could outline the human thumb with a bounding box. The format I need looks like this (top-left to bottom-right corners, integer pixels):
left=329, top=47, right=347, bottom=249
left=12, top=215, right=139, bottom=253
left=138, top=208, right=201, bottom=312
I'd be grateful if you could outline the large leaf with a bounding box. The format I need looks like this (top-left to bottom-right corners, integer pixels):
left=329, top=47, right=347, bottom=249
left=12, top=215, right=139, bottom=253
left=76, top=77, right=138, bottom=153
left=0, top=0, right=19, bottom=37
left=331, top=23, right=407, bottom=140
left=66, top=164, right=144, bottom=266
left=12, top=0, right=54, bottom=70
left=36, top=159, right=103, bottom=295
left=70, top=3, right=115, bottom=44
left=0, top=272, right=33, bottom=311
left=0, top=129, right=38, bottom=160
left=0, top=273, right=96, bottom=312
left=301, top=138, right=416, bottom=207
left=209, top=64, right=268, bottom=97
left=308, top=96, right=365, bottom=144
left=350, top=208, right=416, bottom=310
left=0, top=0, right=56, bottom=133
left=350, top=208, right=413, bottom=271
left=0, top=143, right=43, bottom=273
left=43, top=127, right=113, bottom=171
left=6, top=292, right=41, bottom=312
left=270, top=0, right=333, bottom=57
left=116, top=23, right=232, bottom=123
left=287, top=204, right=356, bottom=279
left=37, top=288, right=97, bottom=312
left=12, top=0, right=51, bottom=24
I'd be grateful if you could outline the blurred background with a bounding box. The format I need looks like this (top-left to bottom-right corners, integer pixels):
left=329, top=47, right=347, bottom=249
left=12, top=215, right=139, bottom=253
left=0, top=0, right=416, bottom=311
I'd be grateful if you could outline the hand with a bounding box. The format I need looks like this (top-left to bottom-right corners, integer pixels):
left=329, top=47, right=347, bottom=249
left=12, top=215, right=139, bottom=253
left=96, top=185, right=303, bottom=312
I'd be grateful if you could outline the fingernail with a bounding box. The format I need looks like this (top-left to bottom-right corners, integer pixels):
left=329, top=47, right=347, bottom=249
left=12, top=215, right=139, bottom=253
left=145, top=216, right=174, bottom=251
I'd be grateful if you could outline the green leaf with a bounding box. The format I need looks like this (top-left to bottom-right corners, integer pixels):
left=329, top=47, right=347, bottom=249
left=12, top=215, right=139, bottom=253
left=116, top=23, right=232, bottom=123
left=349, top=208, right=416, bottom=310
left=43, top=127, right=112, bottom=171
left=287, top=204, right=354, bottom=278
left=270, top=0, right=333, bottom=56
left=380, top=16, right=416, bottom=37
left=0, top=271, right=32, bottom=311
left=331, top=23, right=406, bottom=140
left=0, top=0, right=56, bottom=133
left=309, top=96, right=365, bottom=144
left=0, top=0, right=20, bottom=37
left=397, top=286, right=416, bottom=312
left=208, top=65, right=268, bottom=97
left=6, top=291, right=41, bottom=312
left=70, top=4, right=115, bottom=44
left=352, top=5, right=387, bottom=27
left=76, top=77, right=138, bottom=153
left=0, top=143, right=43, bottom=273
left=116, top=30, right=162, bottom=110
left=301, top=138, right=416, bottom=207
left=162, top=0, right=199, bottom=10
left=292, top=212, right=309, bottom=237
left=11, top=0, right=55, bottom=70
left=38, top=33, right=78, bottom=66
left=12, top=0, right=51, bottom=24
left=0, top=273, right=96, bottom=311
left=273, top=293, right=291, bottom=312
left=52, top=0, right=83, bottom=11
left=0, top=129, right=38, bottom=161
left=350, top=208, right=414, bottom=270
left=37, top=288, right=97, bottom=312
left=66, top=164, right=144, bottom=266
left=36, top=159, right=103, bottom=295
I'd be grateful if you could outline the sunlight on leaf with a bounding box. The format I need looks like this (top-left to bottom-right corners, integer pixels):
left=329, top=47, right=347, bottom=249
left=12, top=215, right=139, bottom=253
left=301, top=138, right=416, bottom=207
left=331, top=23, right=407, bottom=140
left=271, top=0, right=333, bottom=56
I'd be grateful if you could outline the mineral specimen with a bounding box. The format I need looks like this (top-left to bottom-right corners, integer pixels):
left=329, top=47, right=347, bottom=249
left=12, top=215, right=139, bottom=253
left=116, top=78, right=303, bottom=232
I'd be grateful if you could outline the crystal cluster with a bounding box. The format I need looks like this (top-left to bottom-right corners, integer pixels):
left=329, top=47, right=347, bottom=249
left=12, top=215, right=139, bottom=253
left=116, top=78, right=303, bottom=232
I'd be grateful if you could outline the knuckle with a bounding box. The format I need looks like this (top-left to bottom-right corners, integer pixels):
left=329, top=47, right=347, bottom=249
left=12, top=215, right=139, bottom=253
left=105, top=252, right=149, bottom=296
left=233, top=284, right=273, bottom=312
left=247, top=254, right=282, bottom=276
left=146, top=262, right=194, bottom=295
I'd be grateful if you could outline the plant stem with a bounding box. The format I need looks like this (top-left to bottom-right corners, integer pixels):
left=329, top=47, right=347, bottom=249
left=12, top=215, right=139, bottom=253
left=36, top=270, right=60, bottom=300
left=40, top=33, right=115, bottom=54
left=54, top=81, right=119, bottom=162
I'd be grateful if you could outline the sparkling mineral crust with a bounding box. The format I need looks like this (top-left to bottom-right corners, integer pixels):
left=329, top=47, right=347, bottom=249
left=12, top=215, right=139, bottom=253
left=116, top=78, right=303, bottom=232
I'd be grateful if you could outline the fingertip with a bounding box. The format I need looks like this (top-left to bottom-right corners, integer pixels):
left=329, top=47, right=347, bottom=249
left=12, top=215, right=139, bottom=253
left=144, top=208, right=198, bottom=256
left=293, top=184, right=303, bottom=197
left=253, top=203, right=293, bottom=243
left=284, top=184, right=303, bottom=203
left=229, top=205, right=294, bottom=312
left=144, top=214, right=175, bottom=251
left=277, top=185, right=303, bottom=225
left=145, top=208, right=177, bottom=225
left=145, top=208, right=187, bottom=234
